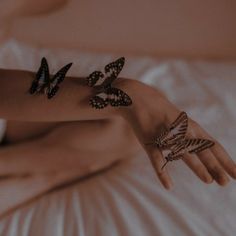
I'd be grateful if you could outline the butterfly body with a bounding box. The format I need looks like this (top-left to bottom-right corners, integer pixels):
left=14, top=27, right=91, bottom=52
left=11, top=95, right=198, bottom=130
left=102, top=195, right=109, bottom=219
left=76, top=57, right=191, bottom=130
left=87, top=57, right=132, bottom=109
left=29, top=57, right=72, bottom=99
left=152, top=131, right=169, bottom=148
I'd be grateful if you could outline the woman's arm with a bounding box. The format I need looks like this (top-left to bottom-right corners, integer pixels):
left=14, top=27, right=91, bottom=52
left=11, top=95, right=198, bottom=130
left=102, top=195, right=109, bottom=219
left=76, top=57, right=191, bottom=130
left=0, top=69, right=119, bottom=121
left=1, top=68, right=235, bottom=189
left=0, top=118, right=141, bottom=176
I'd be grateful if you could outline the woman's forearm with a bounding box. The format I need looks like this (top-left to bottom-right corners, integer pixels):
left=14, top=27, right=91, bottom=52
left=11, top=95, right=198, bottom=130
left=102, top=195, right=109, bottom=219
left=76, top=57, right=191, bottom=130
left=0, top=138, right=91, bottom=175
left=0, top=118, right=141, bottom=176
left=0, top=69, right=120, bottom=121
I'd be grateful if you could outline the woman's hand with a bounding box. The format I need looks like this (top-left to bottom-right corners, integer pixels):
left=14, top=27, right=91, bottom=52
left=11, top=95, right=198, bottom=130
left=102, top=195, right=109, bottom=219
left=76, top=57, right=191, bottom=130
left=117, top=79, right=236, bottom=189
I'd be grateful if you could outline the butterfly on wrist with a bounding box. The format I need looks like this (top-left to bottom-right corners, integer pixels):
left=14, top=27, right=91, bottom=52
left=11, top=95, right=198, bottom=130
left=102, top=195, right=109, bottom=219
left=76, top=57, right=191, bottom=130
left=86, top=57, right=132, bottom=109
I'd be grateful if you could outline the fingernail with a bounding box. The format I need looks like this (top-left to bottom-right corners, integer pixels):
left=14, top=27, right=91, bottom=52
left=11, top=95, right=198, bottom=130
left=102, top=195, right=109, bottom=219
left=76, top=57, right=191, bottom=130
left=204, top=175, right=213, bottom=184
left=164, top=181, right=173, bottom=190
left=218, top=175, right=230, bottom=186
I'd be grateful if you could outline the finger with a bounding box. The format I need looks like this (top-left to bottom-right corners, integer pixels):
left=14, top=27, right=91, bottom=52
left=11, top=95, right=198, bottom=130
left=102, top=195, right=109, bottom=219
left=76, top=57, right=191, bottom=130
left=211, top=141, right=236, bottom=179
left=147, top=147, right=173, bottom=190
left=191, top=121, right=236, bottom=180
left=182, top=153, right=213, bottom=184
left=197, top=149, right=230, bottom=186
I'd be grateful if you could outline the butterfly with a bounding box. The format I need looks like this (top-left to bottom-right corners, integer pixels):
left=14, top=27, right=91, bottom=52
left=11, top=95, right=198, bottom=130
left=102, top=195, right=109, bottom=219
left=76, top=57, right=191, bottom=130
left=29, top=57, right=73, bottom=99
left=86, top=57, right=132, bottom=109
left=146, top=112, right=215, bottom=169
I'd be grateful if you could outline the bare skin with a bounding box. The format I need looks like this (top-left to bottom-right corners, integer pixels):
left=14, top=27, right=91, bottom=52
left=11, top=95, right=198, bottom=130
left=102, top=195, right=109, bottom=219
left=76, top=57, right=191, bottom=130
left=0, top=68, right=236, bottom=191
left=1, top=118, right=141, bottom=176
left=1, top=117, right=145, bottom=217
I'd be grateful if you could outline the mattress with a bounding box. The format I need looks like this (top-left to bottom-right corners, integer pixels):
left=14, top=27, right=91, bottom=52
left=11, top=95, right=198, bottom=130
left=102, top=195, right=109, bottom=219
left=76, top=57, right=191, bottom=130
left=0, top=40, right=236, bottom=236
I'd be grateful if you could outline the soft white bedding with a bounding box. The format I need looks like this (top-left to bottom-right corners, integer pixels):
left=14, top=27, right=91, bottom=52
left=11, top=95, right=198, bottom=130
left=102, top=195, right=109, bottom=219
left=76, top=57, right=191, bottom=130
left=0, top=40, right=236, bottom=236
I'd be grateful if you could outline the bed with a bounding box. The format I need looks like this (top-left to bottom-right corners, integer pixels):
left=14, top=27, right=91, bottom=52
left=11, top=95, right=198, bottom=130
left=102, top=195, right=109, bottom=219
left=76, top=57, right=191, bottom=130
left=0, top=39, right=236, bottom=236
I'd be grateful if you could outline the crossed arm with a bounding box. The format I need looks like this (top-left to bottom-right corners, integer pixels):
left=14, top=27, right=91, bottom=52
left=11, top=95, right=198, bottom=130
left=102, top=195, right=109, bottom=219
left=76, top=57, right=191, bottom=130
left=0, top=68, right=235, bottom=189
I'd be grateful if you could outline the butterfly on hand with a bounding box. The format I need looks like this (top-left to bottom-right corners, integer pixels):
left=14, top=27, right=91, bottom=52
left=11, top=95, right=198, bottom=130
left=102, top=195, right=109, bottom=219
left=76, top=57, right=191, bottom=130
left=86, top=57, right=132, bottom=109
left=29, top=57, right=73, bottom=99
left=146, top=112, right=215, bottom=169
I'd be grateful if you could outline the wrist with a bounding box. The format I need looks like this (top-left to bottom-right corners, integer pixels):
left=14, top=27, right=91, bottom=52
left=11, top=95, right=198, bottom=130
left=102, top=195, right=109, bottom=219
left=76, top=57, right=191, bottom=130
left=115, top=78, right=168, bottom=120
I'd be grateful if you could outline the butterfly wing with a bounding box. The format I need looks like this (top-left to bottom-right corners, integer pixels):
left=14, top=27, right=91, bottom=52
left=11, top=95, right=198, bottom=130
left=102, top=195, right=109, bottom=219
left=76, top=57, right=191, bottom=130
left=103, top=57, right=125, bottom=86
left=89, top=87, right=132, bottom=109
left=169, top=111, right=188, bottom=140
left=89, top=92, right=109, bottom=109
left=184, top=138, right=215, bottom=154
left=88, top=57, right=129, bottom=109
left=87, top=57, right=125, bottom=88
left=107, top=87, right=132, bottom=107
left=168, top=138, right=214, bottom=158
left=47, top=62, right=73, bottom=99
left=159, top=112, right=188, bottom=147
left=50, top=62, right=73, bottom=85
left=162, top=135, right=215, bottom=169
left=168, top=141, right=186, bottom=158
left=86, top=71, right=105, bottom=87
left=29, top=57, right=49, bottom=94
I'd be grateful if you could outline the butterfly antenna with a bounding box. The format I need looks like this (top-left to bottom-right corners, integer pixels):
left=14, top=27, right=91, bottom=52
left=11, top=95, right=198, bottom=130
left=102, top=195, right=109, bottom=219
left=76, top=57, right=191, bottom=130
left=161, top=160, right=169, bottom=170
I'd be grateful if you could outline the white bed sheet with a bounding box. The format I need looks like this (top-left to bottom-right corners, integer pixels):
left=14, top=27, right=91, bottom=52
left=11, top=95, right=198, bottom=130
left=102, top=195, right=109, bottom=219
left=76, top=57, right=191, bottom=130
left=0, top=40, right=236, bottom=236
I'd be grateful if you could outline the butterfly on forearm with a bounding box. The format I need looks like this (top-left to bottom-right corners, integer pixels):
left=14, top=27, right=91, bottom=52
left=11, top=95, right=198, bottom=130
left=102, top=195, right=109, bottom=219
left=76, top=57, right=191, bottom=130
left=146, top=112, right=215, bottom=169
left=29, top=57, right=73, bottom=99
left=86, top=57, right=132, bottom=109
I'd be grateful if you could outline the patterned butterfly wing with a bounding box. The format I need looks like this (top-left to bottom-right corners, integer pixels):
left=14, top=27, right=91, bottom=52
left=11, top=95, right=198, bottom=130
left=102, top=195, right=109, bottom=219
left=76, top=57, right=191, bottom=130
left=29, top=57, right=49, bottom=94
left=86, top=71, right=105, bottom=87
left=47, top=62, right=73, bottom=99
left=106, top=87, right=132, bottom=107
left=89, top=87, right=132, bottom=109
left=166, top=138, right=214, bottom=161
left=50, top=62, right=73, bottom=85
left=184, top=138, right=215, bottom=154
left=88, top=57, right=129, bottom=109
left=103, top=57, right=125, bottom=86
left=157, top=112, right=188, bottom=148
left=89, top=92, right=109, bottom=109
